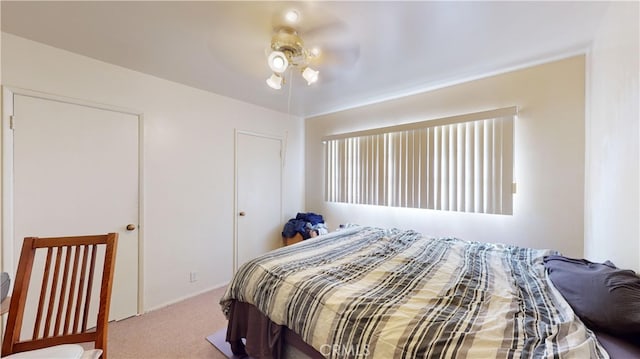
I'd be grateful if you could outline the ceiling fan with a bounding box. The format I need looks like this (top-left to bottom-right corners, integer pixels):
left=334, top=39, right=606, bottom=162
left=207, top=3, right=359, bottom=91
left=265, top=12, right=320, bottom=89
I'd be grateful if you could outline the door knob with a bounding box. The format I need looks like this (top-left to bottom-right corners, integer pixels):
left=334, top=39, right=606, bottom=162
left=126, top=224, right=136, bottom=231
left=239, top=212, right=246, bottom=216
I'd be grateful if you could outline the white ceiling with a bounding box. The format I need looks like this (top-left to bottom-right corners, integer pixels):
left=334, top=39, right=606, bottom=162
left=1, top=1, right=609, bottom=117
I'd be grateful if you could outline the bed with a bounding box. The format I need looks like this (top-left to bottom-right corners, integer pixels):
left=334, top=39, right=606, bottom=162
left=220, top=226, right=613, bottom=358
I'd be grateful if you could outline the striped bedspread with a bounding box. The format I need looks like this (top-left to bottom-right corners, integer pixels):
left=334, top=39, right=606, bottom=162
left=221, top=226, right=607, bottom=358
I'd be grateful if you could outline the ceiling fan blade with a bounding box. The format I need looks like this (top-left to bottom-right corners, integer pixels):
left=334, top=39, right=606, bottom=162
left=314, top=66, right=358, bottom=86
left=311, top=43, right=361, bottom=69
left=207, top=29, right=271, bottom=78
left=302, top=21, right=359, bottom=51
left=301, top=19, right=349, bottom=39
left=300, top=17, right=360, bottom=69
left=205, top=3, right=277, bottom=77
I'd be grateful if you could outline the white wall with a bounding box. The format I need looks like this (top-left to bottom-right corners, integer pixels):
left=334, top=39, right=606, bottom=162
left=306, top=56, right=586, bottom=257
left=1, top=33, right=305, bottom=311
left=585, top=2, right=639, bottom=273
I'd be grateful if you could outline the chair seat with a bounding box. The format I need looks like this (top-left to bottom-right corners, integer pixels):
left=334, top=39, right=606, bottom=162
left=2, top=344, right=102, bottom=359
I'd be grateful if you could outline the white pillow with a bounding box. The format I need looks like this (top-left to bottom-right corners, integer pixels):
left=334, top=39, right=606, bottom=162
left=3, top=344, right=103, bottom=359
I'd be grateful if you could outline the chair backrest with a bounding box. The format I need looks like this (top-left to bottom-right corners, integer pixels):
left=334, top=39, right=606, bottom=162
left=2, top=233, right=118, bottom=358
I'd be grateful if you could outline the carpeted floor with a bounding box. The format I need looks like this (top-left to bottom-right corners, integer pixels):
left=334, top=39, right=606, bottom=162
left=105, top=286, right=229, bottom=359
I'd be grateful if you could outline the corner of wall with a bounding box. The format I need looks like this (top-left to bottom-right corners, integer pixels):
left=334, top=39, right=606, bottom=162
left=583, top=44, right=593, bottom=259
left=584, top=1, right=640, bottom=272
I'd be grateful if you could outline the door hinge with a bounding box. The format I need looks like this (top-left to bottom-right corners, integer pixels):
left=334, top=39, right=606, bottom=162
left=9, top=115, right=15, bottom=130
left=512, top=182, right=517, bottom=194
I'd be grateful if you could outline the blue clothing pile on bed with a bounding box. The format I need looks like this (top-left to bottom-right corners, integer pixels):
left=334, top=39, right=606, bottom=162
left=281, top=212, right=329, bottom=239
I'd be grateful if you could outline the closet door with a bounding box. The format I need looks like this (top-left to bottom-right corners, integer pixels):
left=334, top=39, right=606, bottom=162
left=235, top=131, right=282, bottom=270
left=10, top=93, right=139, bottom=321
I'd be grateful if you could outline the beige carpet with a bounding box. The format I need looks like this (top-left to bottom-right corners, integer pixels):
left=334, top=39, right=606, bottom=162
left=105, top=286, right=229, bottom=359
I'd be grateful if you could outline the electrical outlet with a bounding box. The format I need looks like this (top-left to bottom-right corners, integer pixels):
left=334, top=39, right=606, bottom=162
left=189, top=271, right=198, bottom=283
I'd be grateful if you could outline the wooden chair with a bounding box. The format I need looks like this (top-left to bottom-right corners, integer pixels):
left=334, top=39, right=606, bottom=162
left=2, top=233, right=118, bottom=359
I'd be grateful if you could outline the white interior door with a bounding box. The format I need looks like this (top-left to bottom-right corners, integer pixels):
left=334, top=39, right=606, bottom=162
left=236, top=132, right=282, bottom=270
left=9, top=93, right=139, bottom=321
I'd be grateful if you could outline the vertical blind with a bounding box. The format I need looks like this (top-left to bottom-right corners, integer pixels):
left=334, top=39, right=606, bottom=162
left=323, top=107, right=516, bottom=215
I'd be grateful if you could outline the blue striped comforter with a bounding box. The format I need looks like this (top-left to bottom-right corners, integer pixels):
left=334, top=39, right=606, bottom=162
left=221, top=226, right=607, bottom=358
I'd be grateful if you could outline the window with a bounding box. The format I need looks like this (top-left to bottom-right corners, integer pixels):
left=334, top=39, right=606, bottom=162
left=323, top=107, right=517, bottom=215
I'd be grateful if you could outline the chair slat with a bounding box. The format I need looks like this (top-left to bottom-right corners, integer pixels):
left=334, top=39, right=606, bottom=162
left=32, top=248, right=53, bottom=340
left=73, top=245, right=90, bottom=333
left=43, top=248, right=64, bottom=338
left=54, top=246, right=73, bottom=335
left=64, top=245, right=82, bottom=334
left=82, top=244, right=98, bottom=332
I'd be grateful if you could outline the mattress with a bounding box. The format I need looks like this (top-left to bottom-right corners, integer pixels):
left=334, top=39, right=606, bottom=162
left=221, top=226, right=608, bottom=358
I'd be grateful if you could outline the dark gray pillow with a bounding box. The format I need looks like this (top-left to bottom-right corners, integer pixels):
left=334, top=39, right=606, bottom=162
left=544, top=255, right=640, bottom=339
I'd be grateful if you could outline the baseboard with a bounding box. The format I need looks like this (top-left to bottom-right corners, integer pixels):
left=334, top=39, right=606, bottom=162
left=143, top=281, right=229, bottom=314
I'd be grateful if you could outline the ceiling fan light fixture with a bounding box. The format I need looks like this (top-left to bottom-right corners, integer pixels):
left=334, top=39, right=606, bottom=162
left=266, top=73, right=283, bottom=90
left=264, top=13, right=325, bottom=89
left=302, top=67, right=319, bottom=85
left=310, top=47, right=321, bottom=57
left=285, top=10, right=299, bottom=23
left=268, top=51, right=289, bottom=73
